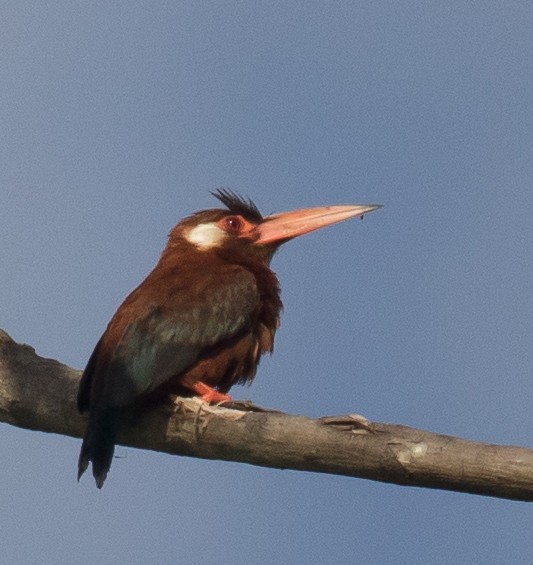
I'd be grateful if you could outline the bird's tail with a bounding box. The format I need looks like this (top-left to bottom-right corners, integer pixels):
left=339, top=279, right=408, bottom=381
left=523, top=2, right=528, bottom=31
left=78, top=406, right=120, bottom=489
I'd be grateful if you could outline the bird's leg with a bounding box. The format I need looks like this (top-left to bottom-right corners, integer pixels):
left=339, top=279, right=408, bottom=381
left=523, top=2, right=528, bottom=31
left=182, top=379, right=232, bottom=404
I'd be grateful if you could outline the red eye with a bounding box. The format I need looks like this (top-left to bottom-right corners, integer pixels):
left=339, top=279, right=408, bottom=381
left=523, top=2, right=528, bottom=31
left=223, top=216, right=243, bottom=233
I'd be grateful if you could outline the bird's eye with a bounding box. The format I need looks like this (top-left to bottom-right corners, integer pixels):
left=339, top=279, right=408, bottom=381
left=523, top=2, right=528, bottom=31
left=223, top=216, right=243, bottom=233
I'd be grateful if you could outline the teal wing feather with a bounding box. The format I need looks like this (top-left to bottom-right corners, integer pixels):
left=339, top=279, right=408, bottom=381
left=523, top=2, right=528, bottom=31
left=79, top=267, right=260, bottom=409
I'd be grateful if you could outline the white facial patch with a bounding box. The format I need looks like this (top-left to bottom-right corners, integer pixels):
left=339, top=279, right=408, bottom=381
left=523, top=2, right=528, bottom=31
left=186, top=222, right=227, bottom=249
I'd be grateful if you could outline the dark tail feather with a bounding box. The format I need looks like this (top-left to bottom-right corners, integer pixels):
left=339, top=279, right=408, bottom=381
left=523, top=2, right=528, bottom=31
left=78, top=407, right=120, bottom=489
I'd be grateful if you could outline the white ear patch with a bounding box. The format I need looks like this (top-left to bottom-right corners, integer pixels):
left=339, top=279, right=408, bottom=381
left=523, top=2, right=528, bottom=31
left=186, top=222, right=227, bottom=249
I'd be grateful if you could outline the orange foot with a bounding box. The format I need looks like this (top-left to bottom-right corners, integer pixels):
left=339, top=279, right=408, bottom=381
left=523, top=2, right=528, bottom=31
left=189, top=381, right=232, bottom=404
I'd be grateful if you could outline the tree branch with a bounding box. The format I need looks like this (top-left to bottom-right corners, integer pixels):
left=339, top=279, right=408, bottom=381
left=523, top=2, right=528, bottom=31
left=1, top=329, right=532, bottom=501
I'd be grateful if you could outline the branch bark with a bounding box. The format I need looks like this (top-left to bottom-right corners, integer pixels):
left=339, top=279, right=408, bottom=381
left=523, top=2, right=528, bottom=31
left=1, top=329, right=532, bottom=501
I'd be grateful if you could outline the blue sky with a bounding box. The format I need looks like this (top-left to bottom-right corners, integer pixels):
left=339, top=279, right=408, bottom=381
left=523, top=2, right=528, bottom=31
left=1, top=2, right=532, bottom=564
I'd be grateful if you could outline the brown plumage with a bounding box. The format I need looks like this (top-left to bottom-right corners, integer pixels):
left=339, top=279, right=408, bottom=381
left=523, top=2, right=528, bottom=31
left=77, top=189, right=381, bottom=487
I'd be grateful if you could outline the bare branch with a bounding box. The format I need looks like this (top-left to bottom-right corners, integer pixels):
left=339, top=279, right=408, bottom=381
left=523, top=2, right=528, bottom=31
left=1, top=329, right=532, bottom=500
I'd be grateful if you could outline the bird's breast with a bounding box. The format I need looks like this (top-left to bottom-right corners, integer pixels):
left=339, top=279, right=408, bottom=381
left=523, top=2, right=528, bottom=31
left=177, top=322, right=275, bottom=393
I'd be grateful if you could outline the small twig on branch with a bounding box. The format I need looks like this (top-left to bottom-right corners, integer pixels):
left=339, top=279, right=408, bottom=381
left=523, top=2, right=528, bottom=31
left=0, top=329, right=532, bottom=501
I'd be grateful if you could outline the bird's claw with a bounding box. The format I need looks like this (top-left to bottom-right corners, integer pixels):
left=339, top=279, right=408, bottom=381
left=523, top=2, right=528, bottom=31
left=184, top=380, right=232, bottom=404
left=199, top=389, right=232, bottom=404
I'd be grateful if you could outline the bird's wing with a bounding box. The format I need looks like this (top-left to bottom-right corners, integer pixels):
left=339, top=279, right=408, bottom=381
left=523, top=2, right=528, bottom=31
left=77, top=268, right=260, bottom=410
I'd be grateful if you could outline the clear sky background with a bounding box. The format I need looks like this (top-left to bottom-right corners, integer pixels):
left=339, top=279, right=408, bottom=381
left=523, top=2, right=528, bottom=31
left=1, top=3, right=532, bottom=564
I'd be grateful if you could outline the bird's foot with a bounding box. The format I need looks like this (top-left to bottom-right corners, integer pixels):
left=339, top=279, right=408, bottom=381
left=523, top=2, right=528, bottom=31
left=200, top=389, right=232, bottom=404
left=189, top=381, right=232, bottom=405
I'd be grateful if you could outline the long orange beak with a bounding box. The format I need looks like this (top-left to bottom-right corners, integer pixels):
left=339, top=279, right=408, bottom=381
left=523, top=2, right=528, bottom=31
left=255, top=203, right=382, bottom=246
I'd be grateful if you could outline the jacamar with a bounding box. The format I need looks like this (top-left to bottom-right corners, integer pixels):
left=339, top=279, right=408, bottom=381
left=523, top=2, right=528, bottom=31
left=77, top=189, right=381, bottom=487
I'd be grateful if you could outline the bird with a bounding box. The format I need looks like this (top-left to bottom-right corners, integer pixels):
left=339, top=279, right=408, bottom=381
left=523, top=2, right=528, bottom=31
left=77, top=189, right=381, bottom=488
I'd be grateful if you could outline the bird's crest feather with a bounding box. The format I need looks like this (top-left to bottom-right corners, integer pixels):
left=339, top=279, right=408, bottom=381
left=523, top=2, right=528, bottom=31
left=212, top=189, right=263, bottom=223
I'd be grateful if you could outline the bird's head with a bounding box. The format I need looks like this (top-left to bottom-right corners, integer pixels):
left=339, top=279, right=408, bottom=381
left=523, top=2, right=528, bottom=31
left=167, top=189, right=381, bottom=264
